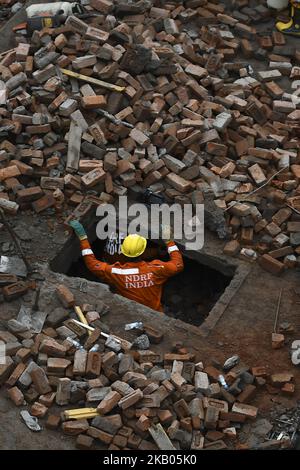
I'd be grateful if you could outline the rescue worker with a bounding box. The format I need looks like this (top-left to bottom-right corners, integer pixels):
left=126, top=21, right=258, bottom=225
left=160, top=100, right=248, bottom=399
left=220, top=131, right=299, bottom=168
left=267, top=0, right=300, bottom=35
left=69, top=220, right=184, bottom=312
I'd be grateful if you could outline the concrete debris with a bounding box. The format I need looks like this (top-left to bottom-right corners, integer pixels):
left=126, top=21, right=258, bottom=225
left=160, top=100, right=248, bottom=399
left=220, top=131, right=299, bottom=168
left=0, top=0, right=296, bottom=273
left=223, top=355, right=240, bottom=371
left=1, top=294, right=295, bottom=449
left=125, top=322, right=143, bottom=331
left=267, top=406, right=300, bottom=446
left=132, top=334, right=150, bottom=350
left=0, top=256, right=27, bottom=278
left=14, top=305, right=47, bottom=333
left=0, top=0, right=299, bottom=452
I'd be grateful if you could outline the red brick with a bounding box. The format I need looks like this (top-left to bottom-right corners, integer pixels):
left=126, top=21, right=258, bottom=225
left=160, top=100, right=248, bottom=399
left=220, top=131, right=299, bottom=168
left=81, top=168, right=106, bottom=188
left=73, top=350, right=87, bottom=376
left=86, top=352, right=102, bottom=378
left=231, top=403, right=258, bottom=419
left=39, top=392, right=56, bottom=407
left=30, top=367, right=52, bottom=395
left=7, top=386, right=24, bottom=406
left=81, top=95, right=107, bottom=109
left=118, top=389, right=143, bottom=410
left=165, top=173, right=191, bottom=193
left=271, top=372, right=293, bottom=386
left=87, top=427, right=113, bottom=444
left=40, top=338, right=67, bottom=357
left=237, top=384, right=256, bottom=403
left=62, top=419, right=89, bottom=435
left=26, top=124, right=52, bottom=134
left=97, top=391, right=121, bottom=415
left=112, top=434, right=127, bottom=448
left=137, top=414, right=151, bottom=431
left=5, top=363, right=26, bottom=387
left=56, top=285, right=75, bottom=308
left=251, top=367, right=267, bottom=377
left=46, top=414, right=61, bottom=429
left=0, top=165, right=21, bottom=181
left=31, top=402, right=48, bottom=418
left=129, top=128, right=151, bottom=147
left=32, top=193, right=55, bottom=213
left=206, top=142, right=228, bottom=157
left=281, top=383, right=295, bottom=395
left=3, top=282, right=28, bottom=301
left=15, top=43, right=30, bottom=61
left=17, top=187, right=43, bottom=203
left=259, top=254, right=285, bottom=275
left=76, top=434, right=94, bottom=450
left=272, top=333, right=285, bottom=349
left=90, top=0, right=113, bottom=14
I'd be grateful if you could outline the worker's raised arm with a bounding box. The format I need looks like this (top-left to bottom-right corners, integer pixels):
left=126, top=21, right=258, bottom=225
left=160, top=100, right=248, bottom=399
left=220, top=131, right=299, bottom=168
left=69, top=220, right=109, bottom=281
left=154, top=241, right=184, bottom=279
left=79, top=238, right=110, bottom=280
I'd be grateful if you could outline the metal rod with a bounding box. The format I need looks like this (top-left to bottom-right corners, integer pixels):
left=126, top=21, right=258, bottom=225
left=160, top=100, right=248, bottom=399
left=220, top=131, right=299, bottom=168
left=0, top=208, right=32, bottom=273
left=273, top=288, right=283, bottom=334
left=286, top=203, right=300, bottom=217
left=225, top=167, right=287, bottom=212
left=96, top=109, right=134, bottom=129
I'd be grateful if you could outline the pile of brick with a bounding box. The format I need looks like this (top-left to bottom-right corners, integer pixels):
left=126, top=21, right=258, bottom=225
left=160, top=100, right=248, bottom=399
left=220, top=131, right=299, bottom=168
left=0, top=0, right=299, bottom=274
left=0, top=0, right=24, bottom=26
left=0, top=283, right=294, bottom=450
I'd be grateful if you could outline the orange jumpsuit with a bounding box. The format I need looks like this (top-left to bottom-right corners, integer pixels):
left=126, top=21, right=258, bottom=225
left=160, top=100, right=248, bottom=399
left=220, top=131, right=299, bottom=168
left=80, top=238, right=184, bottom=312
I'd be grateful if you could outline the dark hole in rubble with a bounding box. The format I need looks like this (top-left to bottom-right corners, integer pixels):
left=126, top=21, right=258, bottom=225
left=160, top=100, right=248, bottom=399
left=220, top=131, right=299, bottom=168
left=51, top=230, right=233, bottom=327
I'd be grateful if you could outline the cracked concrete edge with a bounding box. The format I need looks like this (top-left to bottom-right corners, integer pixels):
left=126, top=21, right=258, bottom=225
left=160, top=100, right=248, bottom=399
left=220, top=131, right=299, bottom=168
left=198, top=263, right=252, bottom=338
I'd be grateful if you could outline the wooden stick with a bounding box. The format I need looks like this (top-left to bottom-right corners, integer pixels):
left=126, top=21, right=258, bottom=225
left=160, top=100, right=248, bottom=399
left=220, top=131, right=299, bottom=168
left=74, top=306, right=92, bottom=336
left=60, top=68, right=125, bottom=92
left=72, top=319, right=95, bottom=332
left=70, top=318, right=132, bottom=351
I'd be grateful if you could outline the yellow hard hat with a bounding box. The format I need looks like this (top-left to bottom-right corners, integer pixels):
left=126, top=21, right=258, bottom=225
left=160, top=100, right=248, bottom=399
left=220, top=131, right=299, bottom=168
left=121, top=234, right=147, bottom=258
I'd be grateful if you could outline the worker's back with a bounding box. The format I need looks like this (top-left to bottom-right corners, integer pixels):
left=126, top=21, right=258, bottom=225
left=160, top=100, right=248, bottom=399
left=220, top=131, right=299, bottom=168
left=101, top=258, right=177, bottom=312
left=69, top=220, right=184, bottom=312
left=80, top=238, right=184, bottom=312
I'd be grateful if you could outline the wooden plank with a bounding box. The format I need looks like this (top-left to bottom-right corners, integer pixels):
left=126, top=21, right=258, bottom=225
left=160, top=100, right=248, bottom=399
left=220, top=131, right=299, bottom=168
left=66, top=122, right=82, bottom=173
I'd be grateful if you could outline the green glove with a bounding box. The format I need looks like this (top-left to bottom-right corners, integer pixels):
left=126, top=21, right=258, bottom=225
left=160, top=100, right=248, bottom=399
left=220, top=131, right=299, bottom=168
left=69, top=220, right=87, bottom=240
